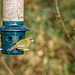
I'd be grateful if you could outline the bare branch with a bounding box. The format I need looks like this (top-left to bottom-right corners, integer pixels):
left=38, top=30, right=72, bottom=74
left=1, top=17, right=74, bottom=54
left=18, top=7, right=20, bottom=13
left=54, top=0, right=75, bottom=44
left=1, top=56, right=14, bottom=75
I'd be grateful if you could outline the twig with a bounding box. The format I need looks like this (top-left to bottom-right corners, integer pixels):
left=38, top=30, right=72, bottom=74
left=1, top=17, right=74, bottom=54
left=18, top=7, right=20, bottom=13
left=54, top=0, right=75, bottom=44
left=1, top=55, right=14, bottom=75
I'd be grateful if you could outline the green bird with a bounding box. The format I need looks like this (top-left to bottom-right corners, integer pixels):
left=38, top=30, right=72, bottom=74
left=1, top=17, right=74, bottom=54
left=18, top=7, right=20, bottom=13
left=7, top=38, right=34, bottom=52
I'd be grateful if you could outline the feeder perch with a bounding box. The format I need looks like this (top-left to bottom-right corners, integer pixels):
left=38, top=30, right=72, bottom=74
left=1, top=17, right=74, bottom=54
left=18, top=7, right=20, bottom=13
left=0, top=0, right=30, bottom=54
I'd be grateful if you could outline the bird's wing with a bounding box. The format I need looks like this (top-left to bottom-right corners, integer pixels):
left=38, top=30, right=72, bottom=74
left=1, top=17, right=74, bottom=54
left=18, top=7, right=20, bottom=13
left=16, top=42, right=26, bottom=48
left=16, top=41, right=30, bottom=50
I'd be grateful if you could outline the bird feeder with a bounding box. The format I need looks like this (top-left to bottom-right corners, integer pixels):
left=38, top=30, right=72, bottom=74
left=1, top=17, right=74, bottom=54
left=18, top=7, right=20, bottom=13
left=0, top=0, right=29, bottom=54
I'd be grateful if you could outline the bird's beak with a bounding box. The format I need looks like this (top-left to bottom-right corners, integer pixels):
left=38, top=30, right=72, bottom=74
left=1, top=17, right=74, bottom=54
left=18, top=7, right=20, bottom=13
left=31, top=39, right=34, bottom=42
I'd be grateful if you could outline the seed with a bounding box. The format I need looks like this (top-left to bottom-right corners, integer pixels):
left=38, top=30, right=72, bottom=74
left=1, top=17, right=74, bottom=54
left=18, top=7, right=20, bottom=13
left=3, top=0, right=24, bottom=21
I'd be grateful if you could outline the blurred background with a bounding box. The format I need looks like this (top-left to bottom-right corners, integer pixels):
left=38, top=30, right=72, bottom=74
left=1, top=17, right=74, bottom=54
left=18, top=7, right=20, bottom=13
left=0, top=0, right=75, bottom=75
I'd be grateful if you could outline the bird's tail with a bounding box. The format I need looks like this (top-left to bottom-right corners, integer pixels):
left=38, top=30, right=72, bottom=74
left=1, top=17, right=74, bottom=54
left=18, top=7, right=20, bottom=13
left=7, top=46, right=15, bottom=52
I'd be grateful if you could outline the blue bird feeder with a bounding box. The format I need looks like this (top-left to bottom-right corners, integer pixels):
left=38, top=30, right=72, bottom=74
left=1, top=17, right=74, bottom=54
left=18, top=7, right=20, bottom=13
left=0, top=0, right=29, bottom=54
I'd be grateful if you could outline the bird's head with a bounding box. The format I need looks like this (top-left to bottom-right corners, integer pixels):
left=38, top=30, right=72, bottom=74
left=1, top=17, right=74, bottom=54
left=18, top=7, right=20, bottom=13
left=27, top=38, right=34, bottom=42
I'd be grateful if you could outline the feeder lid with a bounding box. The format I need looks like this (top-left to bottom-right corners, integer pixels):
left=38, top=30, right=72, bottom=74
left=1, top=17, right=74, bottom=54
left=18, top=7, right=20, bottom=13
left=0, top=21, right=30, bottom=31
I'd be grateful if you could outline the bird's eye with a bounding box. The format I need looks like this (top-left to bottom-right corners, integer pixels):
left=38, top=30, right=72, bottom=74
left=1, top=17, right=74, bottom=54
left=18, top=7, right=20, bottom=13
left=30, top=39, right=32, bottom=40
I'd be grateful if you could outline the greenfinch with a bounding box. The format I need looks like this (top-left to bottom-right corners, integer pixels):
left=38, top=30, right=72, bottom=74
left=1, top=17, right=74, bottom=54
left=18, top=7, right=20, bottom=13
left=7, top=38, right=34, bottom=52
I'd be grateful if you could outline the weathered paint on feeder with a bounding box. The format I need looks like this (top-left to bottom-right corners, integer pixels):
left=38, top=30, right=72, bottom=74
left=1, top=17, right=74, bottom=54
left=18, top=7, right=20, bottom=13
left=1, top=31, right=25, bottom=54
left=0, top=0, right=30, bottom=54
